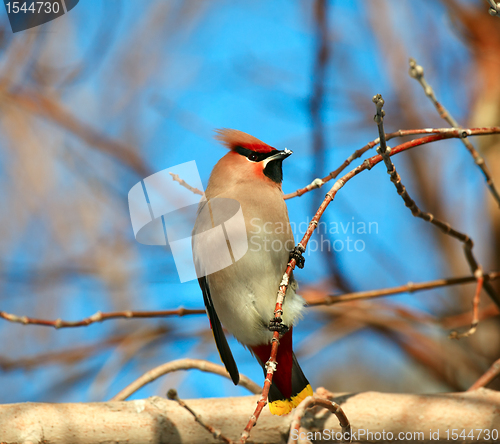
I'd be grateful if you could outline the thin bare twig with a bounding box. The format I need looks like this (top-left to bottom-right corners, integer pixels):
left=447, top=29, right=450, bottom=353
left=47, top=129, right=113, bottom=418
left=3, top=272, right=499, bottom=332
left=138, top=125, right=500, bottom=205
left=408, top=58, right=500, bottom=207
left=468, top=357, right=500, bottom=391
left=441, top=304, right=498, bottom=330
left=241, top=139, right=350, bottom=441
left=449, top=268, right=484, bottom=339
left=0, top=307, right=205, bottom=328
left=167, top=388, right=235, bottom=444
left=111, top=358, right=261, bottom=401
left=283, top=127, right=498, bottom=200
left=169, top=172, right=204, bottom=196
left=305, top=271, right=500, bottom=306
left=372, top=94, right=391, bottom=170
left=287, top=396, right=351, bottom=444
left=371, top=96, right=500, bottom=311
left=240, top=267, right=295, bottom=442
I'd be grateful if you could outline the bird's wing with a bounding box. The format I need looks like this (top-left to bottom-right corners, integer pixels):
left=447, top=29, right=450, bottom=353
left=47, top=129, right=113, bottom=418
left=198, top=276, right=240, bottom=385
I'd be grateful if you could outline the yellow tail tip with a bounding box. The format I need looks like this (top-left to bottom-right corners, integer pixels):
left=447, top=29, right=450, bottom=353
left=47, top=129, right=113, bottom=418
left=269, top=384, right=314, bottom=416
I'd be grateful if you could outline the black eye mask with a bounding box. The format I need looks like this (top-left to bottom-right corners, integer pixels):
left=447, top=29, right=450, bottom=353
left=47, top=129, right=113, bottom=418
left=233, top=145, right=278, bottom=162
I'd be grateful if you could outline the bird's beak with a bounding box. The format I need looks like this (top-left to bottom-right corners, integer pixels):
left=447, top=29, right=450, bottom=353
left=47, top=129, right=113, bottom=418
left=264, top=148, right=293, bottom=166
left=261, top=148, right=292, bottom=183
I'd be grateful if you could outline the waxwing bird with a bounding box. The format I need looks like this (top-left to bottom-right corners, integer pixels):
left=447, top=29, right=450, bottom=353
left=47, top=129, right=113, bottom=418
left=192, top=129, right=312, bottom=416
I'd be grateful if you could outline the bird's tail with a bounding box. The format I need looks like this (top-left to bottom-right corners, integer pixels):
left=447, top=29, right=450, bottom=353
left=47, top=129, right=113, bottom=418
left=251, top=327, right=313, bottom=416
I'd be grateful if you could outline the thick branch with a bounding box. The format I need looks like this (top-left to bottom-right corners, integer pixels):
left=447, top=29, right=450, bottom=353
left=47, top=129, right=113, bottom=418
left=1, top=390, right=499, bottom=443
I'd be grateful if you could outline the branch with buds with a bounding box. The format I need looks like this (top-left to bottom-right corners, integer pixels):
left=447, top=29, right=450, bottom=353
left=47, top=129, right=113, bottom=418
left=0, top=307, right=205, bottom=328
left=283, top=126, right=500, bottom=200
left=169, top=172, right=205, bottom=196
left=240, top=263, right=297, bottom=442
left=241, top=179, right=349, bottom=442
left=449, top=269, right=484, bottom=339
left=408, top=57, right=500, bottom=206
left=1, top=271, right=498, bottom=331
left=370, top=94, right=500, bottom=316
left=308, top=271, right=500, bottom=305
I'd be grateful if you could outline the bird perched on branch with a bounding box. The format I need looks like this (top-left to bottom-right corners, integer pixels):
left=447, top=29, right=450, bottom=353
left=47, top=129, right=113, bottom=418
left=192, top=129, right=312, bottom=416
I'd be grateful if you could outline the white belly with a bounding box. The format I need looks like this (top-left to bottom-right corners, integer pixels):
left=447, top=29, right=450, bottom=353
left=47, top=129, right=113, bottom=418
left=201, top=217, right=304, bottom=346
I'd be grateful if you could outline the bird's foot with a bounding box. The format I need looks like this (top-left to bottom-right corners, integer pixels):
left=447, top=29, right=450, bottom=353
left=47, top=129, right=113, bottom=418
left=268, top=317, right=289, bottom=334
left=289, top=245, right=305, bottom=269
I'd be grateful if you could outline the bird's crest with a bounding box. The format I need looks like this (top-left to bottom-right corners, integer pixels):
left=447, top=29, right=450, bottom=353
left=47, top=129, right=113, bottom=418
left=215, top=129, right=276, bottom=153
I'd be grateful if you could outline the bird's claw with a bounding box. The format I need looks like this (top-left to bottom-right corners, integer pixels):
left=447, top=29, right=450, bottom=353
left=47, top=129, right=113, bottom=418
left=289, top=245, right=305, bottom=269
left=268, top=317, right=289, bottom=334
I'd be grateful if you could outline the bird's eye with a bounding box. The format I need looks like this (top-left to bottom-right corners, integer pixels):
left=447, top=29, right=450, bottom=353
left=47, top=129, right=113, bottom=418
left=248, top=154, right=259, bottom=162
